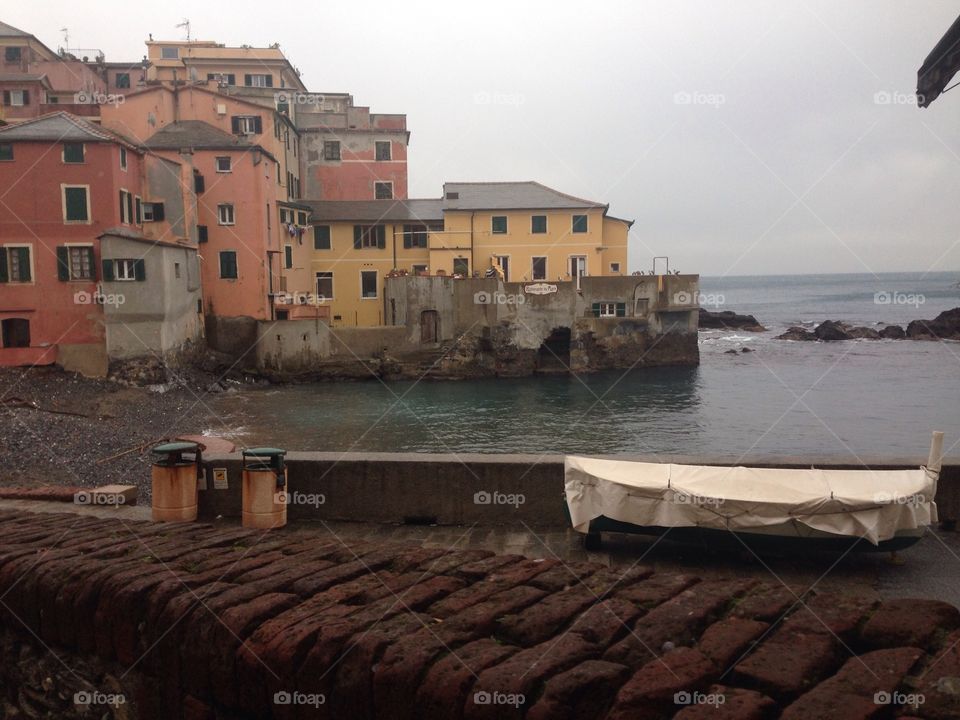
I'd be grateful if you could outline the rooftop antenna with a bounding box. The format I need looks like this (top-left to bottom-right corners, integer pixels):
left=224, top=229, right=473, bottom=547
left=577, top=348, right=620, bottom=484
left=60, top=28, right=69, bottom=50
left=175, top=19, right=191, bottom=41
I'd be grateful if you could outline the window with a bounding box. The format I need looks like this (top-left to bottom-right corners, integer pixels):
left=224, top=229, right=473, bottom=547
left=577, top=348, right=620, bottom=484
left=402, top=225, right=428, bottom=249
left=5, top=90, right=27, bottom=106
left=412, top=264, right=428, bottom=276
left=135, top=197, right=142, bottom=224
left=103, top=258, right=145, bottom=282
left=610, top=262, right=621, bottom=274
left=445, top=191, right=459, bottom=200
left=453, top=258, right=469, bottom=276
left=194, top=172, right=205, bottom=193
left=375, top=141, right=391, bottom=161
left=219, top=251, right=238, bottom=279
left=324, top=140, right=341, bottom=161
left=4, top=47, right=22, bottom=63
left=160, top=47, right=179, bottom=59
left=231, top=116, right=262, bottom=135
left=374, top=182, right=393, bottom=200
left=361, top=270, right=378, bottom=299
left=215, top=156, right=232, bottom=173
left=532, top=256, right=547, bottom=281
left=316, top=271, right=333, bottom=300
left=218, top=204, right=235, bottom=225
left=569, top=255, right=587, bottom=278
left=197, top=225, right=208, bottom=243
left=1, top=318, right=30, bottom=349
left=0, top=246, right=32, bottom=283
left=119, top=146, right=127, bottom=170
left=207, top=73, right=235, bottom=86
left=62, top=186, right=90, bottom=223
left=572, top=214, right=588, bottom=233
left=353, top=225, right=385, bottom=249
left=119, top=190, right=133, bottom=224
left=491, top=216, right=507, bottom=234
left=0, top=144, right=12, bottom=161
left=593, top=302, right=626, bottom=318
left=494, top=255, right=510, bottom=282
left=115, top=73, right=130, bottom=89
left=244, top=73, right=273, bottom=88
left=314, top=225, right=331, bottom=250
left=284, top=245, right=293, bottom=269
left=297, top=211, right=307, bottom=225
left=174, top=262, right=181, bottom=279
left=56, top=246, right=95, bottom=281
left=531, top=215, right=547, bottom=234
left=63, top=143, right=84, bottom=164
left=142, top=202, right=165, bottom=222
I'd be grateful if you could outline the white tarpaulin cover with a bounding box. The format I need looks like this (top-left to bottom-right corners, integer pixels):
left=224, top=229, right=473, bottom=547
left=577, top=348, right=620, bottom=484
left=565, top=456, right=939, bottom=545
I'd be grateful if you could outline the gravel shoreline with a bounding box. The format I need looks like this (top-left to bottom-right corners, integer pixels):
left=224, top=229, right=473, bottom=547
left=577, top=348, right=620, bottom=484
left=0, top=366, right=238, bottom=501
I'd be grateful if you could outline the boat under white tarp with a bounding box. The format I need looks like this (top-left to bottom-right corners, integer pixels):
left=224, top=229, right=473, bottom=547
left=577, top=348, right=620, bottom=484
left=565, top=438, right=943, bottom=547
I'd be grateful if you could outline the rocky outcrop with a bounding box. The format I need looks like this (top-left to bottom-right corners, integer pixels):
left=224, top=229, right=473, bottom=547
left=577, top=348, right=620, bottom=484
left=879, top=325, right=906, bottom=339
left=777, top=326, right=817, bottom=341
left=906, top=307, right=960, bottom=341
left=698, top=309, right=766, bottom=332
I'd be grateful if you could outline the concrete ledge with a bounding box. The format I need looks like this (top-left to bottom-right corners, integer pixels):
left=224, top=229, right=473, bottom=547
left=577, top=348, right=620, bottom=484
left=196, top=452, right=960, bottom=527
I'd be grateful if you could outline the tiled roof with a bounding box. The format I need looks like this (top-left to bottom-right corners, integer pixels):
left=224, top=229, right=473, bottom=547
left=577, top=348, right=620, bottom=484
left=0, top=21, right=30, bottom=37
left=303, top=199, right=444, bottom=223
left=442, top=181, right=607, bottom=211
left=143, top=120, right=256, bottom=151
left=0, top=111, right=140, bottom=149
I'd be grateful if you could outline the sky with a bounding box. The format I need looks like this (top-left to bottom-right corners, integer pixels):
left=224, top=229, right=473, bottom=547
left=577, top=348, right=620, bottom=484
left=8, top=1, right=960, bottom=276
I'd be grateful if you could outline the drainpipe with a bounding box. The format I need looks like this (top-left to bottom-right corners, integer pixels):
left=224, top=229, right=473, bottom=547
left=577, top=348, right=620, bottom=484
left=392, top=223, right=397, bottom=270
left=172, top=70, right=179, bottom=122
left=470, top=212, right=475, bottom=275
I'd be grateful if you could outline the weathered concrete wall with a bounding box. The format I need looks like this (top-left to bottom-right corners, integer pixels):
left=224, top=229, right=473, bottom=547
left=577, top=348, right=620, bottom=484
left=196, top=452, right=960, bottom=527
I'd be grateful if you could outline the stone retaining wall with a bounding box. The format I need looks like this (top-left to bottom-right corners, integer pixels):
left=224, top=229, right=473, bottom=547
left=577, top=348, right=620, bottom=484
left=1, top=511, right=959, bottom=719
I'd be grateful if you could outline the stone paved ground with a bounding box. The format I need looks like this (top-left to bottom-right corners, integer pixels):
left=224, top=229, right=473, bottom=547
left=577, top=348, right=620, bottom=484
left=1, top=509, right=959, bottom=719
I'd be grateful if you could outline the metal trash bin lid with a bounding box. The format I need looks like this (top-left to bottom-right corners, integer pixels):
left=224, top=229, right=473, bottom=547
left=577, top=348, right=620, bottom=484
left=152, top=441, right=200, bottom=456
left=242, top=447, right=286, bottom=458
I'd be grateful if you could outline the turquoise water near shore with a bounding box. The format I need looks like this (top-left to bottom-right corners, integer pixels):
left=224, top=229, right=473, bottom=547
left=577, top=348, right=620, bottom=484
left=209, top=272, right=960, bottom=458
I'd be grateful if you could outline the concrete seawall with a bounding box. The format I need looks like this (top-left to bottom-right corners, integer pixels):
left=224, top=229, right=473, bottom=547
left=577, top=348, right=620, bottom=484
left=198, top=452, right=960, bottom=527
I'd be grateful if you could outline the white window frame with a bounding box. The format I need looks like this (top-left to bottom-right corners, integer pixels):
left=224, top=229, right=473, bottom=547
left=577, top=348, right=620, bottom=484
left=120, top=189, right=132, bottom=225
left=119, top=146, right=127, bottom=171
left=360, top=269, right=378, bottom=300
left=494, top=254, right=510, bottom=282
left=568, top=255, right=588, bottom=278
left=598, top=302, right=617, bottom=318
left=114, top=259, right=137, bottom=281
left=217, top=203, right=235, bottom=226
left=531, top=256, right=547, bottom=281
left=215, top=156, right=232, bottom=173
left=65, top=242, right=95, bottom=280
left=236, top=116, right=259, bottom=135
left=3, top=244, right=34, bottom=283
left=248, top=74, right=271, bottom=88
left=316, top=271, right=334, bottom=301
left=374, top=181, right=393, bottom=200
left=160, top=47, right=179, bottom=60
left=61, top=184, right=91, bottom=224
left=9, top=90, right=25, bottom=107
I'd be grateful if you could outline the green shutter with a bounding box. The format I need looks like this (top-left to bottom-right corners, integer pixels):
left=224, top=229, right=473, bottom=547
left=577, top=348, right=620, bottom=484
left=101, top=259, right=114, bottom=281
left=152, top=203, right=165, bottom=221
left=353, top=226, right=362, bottom=249
left=126, top=193, right=133, bottom=224
left=314, top=225, right=330, bottom=250
left=0, top=249, right=7, bottom=283
left=56, top=246, right=69, bottom=280
left=64, top=187, right=88, bottom=222
left=591, top=302, right=601, bottom=318
left=86, top=247, right=97, bottom=280
left=616, top=303, right=626, bottom=317
left=135, top=197, right=142, bottom=224
left=134, top=259, right=146, bottom=281
left=377, top=226, right=386, bottom=249
left=119, top=191, right=124, bottom=222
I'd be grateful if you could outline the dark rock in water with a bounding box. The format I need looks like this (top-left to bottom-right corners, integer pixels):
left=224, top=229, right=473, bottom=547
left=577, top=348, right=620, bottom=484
left=906, top=307, right=960, bottom=341
left=814, top=320, right=852, bottom=341
left=879, top=325, right=906, bottom=340
left=724, top=349, right=739, bottom=354
left=741, top=347, right=754, bottom=353
left=777, top=326, right=817, bottom=341
left=846, top=326, right=881, bottom=340
left=699, top=309, right=766, bottom=332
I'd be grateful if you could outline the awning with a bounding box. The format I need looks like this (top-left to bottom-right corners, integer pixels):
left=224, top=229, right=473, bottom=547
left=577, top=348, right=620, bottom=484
left=918, top=14, right=960, bottom=107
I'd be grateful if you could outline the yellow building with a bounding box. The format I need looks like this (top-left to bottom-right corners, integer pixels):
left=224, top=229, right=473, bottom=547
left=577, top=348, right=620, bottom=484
left=304, top=182, right=632, bottom=327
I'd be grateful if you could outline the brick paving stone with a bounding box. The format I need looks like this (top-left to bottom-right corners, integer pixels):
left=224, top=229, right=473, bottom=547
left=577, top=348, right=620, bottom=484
left=911, top=629, right=960, bottom=720
left=416, top=548, right=495, bottom=576
left=697, top=617, right=770, bottom=672
left=732, top=583, right=806, bottom=622
left=527, top=561, right=598, bottom=593
left=455, top=554, right=525, bottom=579
left=780, top=647, right=925, bottom=720
left=613, top=572, right=701, bottom=608
left=569, top=597, right=645, bottom=651
left=525, top=660, right=631, bottom=720
left=672, top=685, right=777, bottom=720
left=780, top=592, right=878, bottom=642
left=428, top=559, right=556, bottom=618
left=861, top=599, right=960, bottom=652
left=496, top=585, right=601, bottom=646
left=606, top=647, right=716, bottom=720
left=579, top=565, right=655, bottom=598
left=732, top=627, right=841, bottom=699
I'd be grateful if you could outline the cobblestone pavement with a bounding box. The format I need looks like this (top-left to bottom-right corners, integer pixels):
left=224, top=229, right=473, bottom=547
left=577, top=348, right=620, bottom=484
left=0, top=507, right=958, bottom=719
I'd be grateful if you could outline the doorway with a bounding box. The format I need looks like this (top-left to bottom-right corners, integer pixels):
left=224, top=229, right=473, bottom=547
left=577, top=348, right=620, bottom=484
left=1, top=318, right=30, bottom=348
left=420, top=310, right=439, bottom=344
left=569, top=256, right=587, bottom=280
left=494, top=255, right=510, bottom=282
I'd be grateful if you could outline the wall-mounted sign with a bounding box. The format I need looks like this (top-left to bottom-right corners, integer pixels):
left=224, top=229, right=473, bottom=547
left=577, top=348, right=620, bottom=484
left=212, top=468, right=229, bottom=490
left=524, top=283, right=558, bottom=295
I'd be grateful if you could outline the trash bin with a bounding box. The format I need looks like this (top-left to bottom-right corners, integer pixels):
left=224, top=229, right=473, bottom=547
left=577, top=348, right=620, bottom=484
left=151, top=441, right=201, bottom=522
left=242, top=447, right=287, bottom=530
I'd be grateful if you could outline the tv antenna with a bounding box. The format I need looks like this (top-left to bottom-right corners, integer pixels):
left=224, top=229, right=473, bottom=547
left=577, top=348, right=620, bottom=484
left=60, top=28, right=69, bottom=49
left=175, top=19, right=191, bottom=41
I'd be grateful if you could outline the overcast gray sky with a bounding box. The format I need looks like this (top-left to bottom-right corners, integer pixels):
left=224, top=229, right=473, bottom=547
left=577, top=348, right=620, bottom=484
left=9, top=1, right=960, bottom=276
